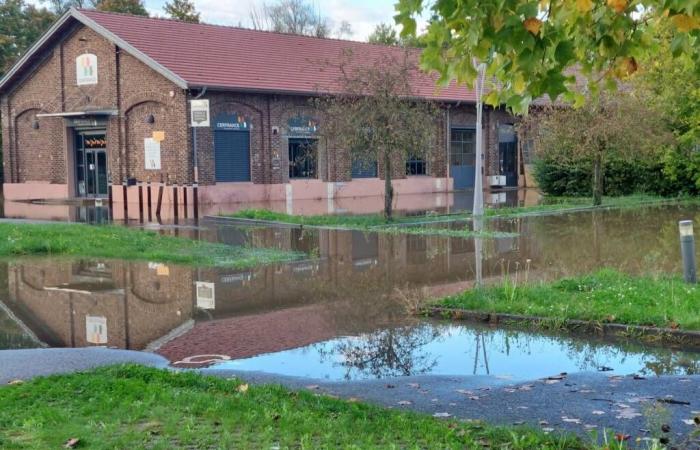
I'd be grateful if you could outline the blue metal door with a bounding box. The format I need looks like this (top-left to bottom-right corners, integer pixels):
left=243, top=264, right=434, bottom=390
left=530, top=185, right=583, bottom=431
left=450, top=128, right=476, bottom=190
left=214, top=130, right=250, bottom=182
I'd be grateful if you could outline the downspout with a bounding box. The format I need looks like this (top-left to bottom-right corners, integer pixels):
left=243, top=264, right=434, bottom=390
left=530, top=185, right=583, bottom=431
left=445, top=106, right=451, bottom=195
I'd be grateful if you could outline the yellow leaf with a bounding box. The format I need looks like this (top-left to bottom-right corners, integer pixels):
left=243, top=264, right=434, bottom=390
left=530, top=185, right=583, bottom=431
left=539, top=0, right=550, bottom=10
left=614, top=57, right=638, bottom=78
left=606, top=0, right=627, bottom=14
left=236, top=383, right=249, bottom=393
left=513, top=74, right=526, bottom=95
left=523, top=17, right=543, bottom=35
left=492, top=14, right=505, bottom=32
left=671, top=14, right=700, bottom=32
left=576, top=0, right=594, bottom=13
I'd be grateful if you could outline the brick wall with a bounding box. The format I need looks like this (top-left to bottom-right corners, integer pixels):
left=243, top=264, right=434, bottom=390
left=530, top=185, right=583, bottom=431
left=1, top=24, right=188, bottom=191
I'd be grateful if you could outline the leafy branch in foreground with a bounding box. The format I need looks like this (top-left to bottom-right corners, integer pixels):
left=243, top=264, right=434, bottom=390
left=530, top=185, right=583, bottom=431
left=395, top=0, right=699, bottom=113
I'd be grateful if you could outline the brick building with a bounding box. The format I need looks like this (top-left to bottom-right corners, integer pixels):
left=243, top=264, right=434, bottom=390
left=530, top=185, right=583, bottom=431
left=0, top=9, right=523, bottom=208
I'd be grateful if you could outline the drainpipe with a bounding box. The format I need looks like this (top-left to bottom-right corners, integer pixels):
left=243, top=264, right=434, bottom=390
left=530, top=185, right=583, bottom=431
left=445, top=106, right=451, bottom=197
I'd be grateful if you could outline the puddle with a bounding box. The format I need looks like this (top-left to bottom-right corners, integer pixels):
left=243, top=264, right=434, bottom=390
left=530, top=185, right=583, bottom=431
left=1, top=202, right=699, bottom=381
left=204, top=321, right=700, bottom=381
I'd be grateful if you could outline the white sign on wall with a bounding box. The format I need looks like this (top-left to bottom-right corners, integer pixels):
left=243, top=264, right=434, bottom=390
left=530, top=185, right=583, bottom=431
left=86, top=315, right=108, bottom=344
left=76, top=53, right=98, bottom=86
left=195, top=281, right=216, bottom=310
left=144, top=138, right=161, bottom=170
left=190, top=99, right=210, bottom=127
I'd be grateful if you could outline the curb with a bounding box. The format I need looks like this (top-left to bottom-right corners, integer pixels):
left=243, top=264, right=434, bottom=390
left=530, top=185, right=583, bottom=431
left=424, top=307, right=700, bottom=350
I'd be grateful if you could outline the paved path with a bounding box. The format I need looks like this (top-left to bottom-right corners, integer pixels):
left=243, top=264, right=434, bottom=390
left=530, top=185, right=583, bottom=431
left=203, top=368, right=700, bottom=448
left=2, top=348, right=699, bottom=447
left=0, top=348, right=169, bottom=384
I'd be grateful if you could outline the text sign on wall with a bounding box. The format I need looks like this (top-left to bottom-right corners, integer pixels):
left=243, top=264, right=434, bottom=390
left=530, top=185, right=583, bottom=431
left=86, top=315, right=107, bottom=344
left=287, top=115, right=318, bottom=136
left=214, top=113, right=251, bottom=131
left=144, top=138, right=161, bottom=170
left=190, top=99, right=210, bottom=127
left=76, top=53, right=98, bottom=86
left=195, top=281, right=216, bottom=310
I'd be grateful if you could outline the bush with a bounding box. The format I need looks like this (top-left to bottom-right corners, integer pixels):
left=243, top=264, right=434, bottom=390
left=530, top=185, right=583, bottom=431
left=534, top=153, right=698, bottom=197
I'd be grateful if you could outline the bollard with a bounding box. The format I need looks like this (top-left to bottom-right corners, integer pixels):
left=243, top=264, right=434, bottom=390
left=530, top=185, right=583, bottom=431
left=679, top=220, right=697, bottom=284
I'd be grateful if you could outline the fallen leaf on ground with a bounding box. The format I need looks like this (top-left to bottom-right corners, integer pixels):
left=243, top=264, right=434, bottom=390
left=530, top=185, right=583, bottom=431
left=433, top=412, right=451, bottom=418
left=562, top=416, right=581, bottom=424
left=469, top=396, right=480, bottom=401
left=304, top=385, right=319, bottom=390
left=542, top=427, right=555, bottom=433
left=236, top=384, right=249, bottom=393
left=616, top=409, right=642, bottom=420
left=64, top=438, right=80, bottom=448
left=347, top=397, right=359, bottom=403
left=615, top=433, right=631, bottom=441
left=7, top=379, right=23, bottom=385
left=397, top=400, right=412, bottom=406
left=592, top=410, right=606, bottom=415
left=408, top=383, right=420, bottom=388
left=455, top=389, right=474, bottom=395
left=683, top=419, right=696, bottom=425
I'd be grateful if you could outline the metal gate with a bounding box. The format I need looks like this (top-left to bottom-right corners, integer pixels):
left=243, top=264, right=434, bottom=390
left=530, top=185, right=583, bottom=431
left=450, top=128, right=476, bottom=190
left=214, top=129, right=250, bottom=182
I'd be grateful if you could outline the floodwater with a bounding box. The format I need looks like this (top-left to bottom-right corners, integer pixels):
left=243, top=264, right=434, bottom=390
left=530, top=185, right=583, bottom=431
left=1, top=200, right=699, bottom=380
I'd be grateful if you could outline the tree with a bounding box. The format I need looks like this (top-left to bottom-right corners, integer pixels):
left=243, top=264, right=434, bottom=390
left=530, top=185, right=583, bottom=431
left=314, top=51, right=439, bottom=220
left=335, top=20, right=352, bottom=39
left=42, top=0, right=88, bottom=14
left=1, top=0, right=56, bottom=75
left=92, top=0, right=148, bottom=16
left=522, top=92, right=673, bottom=205
left=395, top=0, right=700, bottom=113
left=164, top=0, right=199, bottom=23
left=368, top=22, right=426, bottom=47
left=368, top=23, right=399, bottom=45
left=250, top=0, right=330, bottom=37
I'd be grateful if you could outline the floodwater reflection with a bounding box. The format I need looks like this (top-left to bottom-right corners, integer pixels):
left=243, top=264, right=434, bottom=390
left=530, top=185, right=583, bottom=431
left=1, top=202, right=699, bottom=380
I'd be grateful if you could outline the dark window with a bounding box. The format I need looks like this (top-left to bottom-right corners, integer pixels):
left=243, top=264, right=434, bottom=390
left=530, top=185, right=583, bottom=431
left=351, top=159, right=377, bottom=178
left=406, top=155, right=427, bottom=175
left=289, top=138, right=317, bottom=179
left=450, top=129, right=476, bottom=166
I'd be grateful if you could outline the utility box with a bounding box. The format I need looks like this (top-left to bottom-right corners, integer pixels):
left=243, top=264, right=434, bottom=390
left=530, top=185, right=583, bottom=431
left=488, top=175, right=506, bottom=187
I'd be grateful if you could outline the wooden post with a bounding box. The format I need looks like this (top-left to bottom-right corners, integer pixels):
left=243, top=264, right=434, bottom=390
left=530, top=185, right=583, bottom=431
left=147, top=182, right=152, bottom=222
left=173, top=185, right=179, bottom=223
left=193, top=183, right=199, bottom=221
left=138, top=185, right=144, bottom=223
left=108, top=185, right=113, bottom=219
left=122, top=181, right=128, bottom=222
left=156, top=183, right=164, bottom=218
left=183, top=185, right=188, bottom=219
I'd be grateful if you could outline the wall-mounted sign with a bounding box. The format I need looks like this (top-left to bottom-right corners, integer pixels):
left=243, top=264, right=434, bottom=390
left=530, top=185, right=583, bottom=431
left=76, top=53, right=98, bottom=86
left=287, top=115, right=318, bottom=136
left=86, top=315, right=107, bottom=344
left=190, top=99, right=210, bottom=127
left=144, top=138, right=161, bottom=170
left=214, top=113, right=251, bottom=131
left=152, top=131, right=165, bottom=142
left=195, top=281, right=216, bottom=310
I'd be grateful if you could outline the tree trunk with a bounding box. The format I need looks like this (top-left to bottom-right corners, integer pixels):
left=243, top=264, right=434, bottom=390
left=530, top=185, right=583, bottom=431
left=592, top=148, right=603, bottom=206
left=383, top=153, right=394, bottom=221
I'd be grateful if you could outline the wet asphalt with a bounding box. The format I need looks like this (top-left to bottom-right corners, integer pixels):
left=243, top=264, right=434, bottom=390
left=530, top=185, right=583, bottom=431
left=2, top=348, right=700, bottom=447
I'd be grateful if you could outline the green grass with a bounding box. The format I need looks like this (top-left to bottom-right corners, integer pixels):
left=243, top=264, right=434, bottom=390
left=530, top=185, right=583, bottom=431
left=439, top=269, right=700, bottom=330
left=228, top=195, right=694, bottom=228
left=0, top=223, right=302, bottom=269
left=0, top=365, right=584, bottom=450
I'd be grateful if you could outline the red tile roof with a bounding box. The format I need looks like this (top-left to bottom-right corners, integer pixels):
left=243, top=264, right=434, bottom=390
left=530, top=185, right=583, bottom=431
left=78, top=10, right=477, bottom=102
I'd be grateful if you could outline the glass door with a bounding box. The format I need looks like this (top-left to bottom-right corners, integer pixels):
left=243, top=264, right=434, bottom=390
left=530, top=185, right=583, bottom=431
left=76, top=131, right=108, bottom=197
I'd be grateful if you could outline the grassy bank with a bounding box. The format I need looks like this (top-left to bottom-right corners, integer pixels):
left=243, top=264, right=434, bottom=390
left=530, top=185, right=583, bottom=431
left=0, top=223, right=302, bottom=269
left=0, top=365, right=583, bottom=449
left=438, top=269, right=700, bottom=331
left=228, top=194, right=692, bottom=228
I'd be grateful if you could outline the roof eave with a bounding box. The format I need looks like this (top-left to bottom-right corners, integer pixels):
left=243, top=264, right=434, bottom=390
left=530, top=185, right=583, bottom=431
left=188, top=83, right=477, bottom=104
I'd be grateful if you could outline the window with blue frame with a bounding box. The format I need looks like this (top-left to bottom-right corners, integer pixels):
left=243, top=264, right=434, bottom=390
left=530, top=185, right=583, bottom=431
left=406, top=155, right=427, bottom=175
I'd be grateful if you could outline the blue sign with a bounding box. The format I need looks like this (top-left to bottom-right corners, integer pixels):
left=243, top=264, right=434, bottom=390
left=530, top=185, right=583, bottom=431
left=214, top=113, right=251, bottom=131
left=287, top=115, right=318, bottom=135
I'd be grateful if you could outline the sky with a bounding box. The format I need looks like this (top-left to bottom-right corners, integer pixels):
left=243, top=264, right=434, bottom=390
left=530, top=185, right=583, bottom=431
left=141, top=0, right=404, bottom=41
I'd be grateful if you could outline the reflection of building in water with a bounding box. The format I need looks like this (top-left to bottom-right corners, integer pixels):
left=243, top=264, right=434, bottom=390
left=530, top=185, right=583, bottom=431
left=2, top=223, right=524, bottom=359
left=5, top=260, right=194, bottom=349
